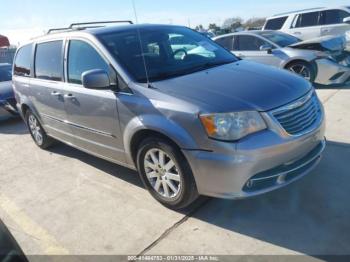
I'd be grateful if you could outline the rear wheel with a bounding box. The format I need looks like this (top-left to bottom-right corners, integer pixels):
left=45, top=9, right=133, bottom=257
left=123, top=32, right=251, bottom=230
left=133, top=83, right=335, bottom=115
left=286, top=61, right=316, bottom=83
left=25, top=110, right=54, bottom=149
left=137, top=137, right=199, bottom=210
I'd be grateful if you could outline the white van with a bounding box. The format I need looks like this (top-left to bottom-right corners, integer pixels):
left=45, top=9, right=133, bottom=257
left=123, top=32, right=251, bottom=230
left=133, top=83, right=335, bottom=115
left=263, top=7, right=350, bottom=40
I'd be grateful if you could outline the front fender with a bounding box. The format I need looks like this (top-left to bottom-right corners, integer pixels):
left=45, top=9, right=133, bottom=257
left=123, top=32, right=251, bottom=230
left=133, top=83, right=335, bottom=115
left=123, top=114, right=199, bottom=165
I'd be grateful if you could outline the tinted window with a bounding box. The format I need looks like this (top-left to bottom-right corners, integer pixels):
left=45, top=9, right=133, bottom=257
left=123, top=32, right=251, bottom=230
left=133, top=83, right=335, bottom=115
left=236, top=35, right=266, bottom=51
left=295, top=12, right=320, bottom=28
left=98, top=26, right=237, bottom=83
left=321, top=9, right=350, bottom=25
left=215, top=36, right=234, bottom=50
left=0, top=65, right=12, bottom=82
left=256, top=31, right=300, bottom=47
left=35, top=41, right=63, bottom=81
left=264, top=17, right=288, bottom=30
left=14, top=44, right=32, bottom=77
left=68, top=40, right=109, bottom=85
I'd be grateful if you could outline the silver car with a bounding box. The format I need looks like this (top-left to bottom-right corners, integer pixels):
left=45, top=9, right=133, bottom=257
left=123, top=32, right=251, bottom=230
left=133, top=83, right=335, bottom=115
left=214, top=30, right=350, bottom=85
left=13, top=23, right=326, bottom=209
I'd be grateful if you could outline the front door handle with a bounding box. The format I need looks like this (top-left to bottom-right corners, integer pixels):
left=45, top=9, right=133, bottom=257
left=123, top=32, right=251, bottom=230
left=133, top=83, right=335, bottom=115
left=51, top=91, right=61, bottom=96
left=64, top=94, right=76, bottom=99
left=293, top=32, right=301, bottom=35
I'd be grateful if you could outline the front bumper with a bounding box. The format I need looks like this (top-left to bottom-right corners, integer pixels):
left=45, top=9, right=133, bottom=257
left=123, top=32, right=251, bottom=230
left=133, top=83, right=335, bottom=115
left=314, top=58, right=350, bottom=85
left=183, top=94, right=326, bottom=199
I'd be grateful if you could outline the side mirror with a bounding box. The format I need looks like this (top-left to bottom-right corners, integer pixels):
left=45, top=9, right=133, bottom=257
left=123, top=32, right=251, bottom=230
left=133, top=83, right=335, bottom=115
left=343, top=17, right=350, bottom=24
left=260, top=44, right=273, bottom=54
left=82, top=69, right=110, bottom=90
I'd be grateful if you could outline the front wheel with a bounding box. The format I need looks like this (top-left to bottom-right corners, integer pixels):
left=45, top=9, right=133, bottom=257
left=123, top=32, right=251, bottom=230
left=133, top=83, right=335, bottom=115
left=25, top=110, right=55, bottom=149
left=286, top=61, right=316, bottom=83
left=137, top=137, right=199, bottom=210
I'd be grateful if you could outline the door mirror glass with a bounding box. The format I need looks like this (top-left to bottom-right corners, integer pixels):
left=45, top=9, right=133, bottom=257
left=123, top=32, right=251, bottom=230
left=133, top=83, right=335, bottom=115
left=82, top=69, right=110, bottom=89
left=260, top=44, right=273, bottom=53
left=343, top=16, right=350, bottom=24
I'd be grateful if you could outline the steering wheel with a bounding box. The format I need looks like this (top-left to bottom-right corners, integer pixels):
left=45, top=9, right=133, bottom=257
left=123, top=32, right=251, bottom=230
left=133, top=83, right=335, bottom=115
left=173, top=48, right=188, bottom=60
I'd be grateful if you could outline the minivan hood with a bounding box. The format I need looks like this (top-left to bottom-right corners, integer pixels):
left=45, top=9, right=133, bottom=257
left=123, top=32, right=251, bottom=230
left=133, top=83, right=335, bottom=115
left=289, top=35, right=346, bottom=52
left=151, top=60, right=311, bottom=112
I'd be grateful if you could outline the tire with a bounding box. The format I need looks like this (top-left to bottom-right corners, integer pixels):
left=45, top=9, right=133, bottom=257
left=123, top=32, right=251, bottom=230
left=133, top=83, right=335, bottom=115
left=137, top=137, right=199, bottom=210
left=25, top=110, right=55, bottom=149
left=286, top=61, right=316, bottom=83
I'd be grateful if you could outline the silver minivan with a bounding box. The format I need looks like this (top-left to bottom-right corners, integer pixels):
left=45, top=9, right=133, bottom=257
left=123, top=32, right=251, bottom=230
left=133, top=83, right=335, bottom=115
left=13, top=22, right=326, bottom=209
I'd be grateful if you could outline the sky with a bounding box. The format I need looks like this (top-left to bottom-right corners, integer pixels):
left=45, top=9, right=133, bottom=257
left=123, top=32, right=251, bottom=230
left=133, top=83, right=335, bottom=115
left=1, top=0, right=350, bottom=45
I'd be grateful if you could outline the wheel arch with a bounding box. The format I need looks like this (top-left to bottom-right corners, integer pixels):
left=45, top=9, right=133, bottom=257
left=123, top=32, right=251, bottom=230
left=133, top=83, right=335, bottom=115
left=123, top=115, right=199, bottom=168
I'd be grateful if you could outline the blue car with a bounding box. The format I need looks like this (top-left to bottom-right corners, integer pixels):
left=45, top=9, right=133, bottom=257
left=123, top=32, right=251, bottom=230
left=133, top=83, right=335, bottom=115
left=0, top=63, right=17, bottom=120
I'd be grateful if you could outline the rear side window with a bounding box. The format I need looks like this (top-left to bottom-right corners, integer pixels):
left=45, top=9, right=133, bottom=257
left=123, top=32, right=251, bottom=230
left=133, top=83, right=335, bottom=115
left=236, top=35, right=266, bottom=51
left=264, top=17, right=288, bottom=30
left=321, top=9, right=350, bottom=25
left=215, top=36, right=234, bottom=50
left=35, top=41, right=63, bottom=81
left=68, top=40, right=109, bottom=85
left=295, top=12, right=320, bottom=28
left=14, top=44, right=32, bottom=77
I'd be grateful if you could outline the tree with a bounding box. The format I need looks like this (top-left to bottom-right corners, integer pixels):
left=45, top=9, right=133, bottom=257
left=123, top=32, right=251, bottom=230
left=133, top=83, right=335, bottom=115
left=208, top=23, right=220, bottom=32
left=195, top=24, right=204, bottom=31
left=244, top=17, right=266, bottom=29
left=222, top=17, right=243, bottom=32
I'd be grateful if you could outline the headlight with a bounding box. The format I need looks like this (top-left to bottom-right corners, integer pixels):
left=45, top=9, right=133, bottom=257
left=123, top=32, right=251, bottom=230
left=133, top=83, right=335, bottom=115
left=200, top=111, right=267, bottom=141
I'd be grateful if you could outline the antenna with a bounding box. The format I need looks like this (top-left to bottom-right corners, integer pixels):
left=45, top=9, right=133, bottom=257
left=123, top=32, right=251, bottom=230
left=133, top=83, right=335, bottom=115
left=132, top=0, right=151, bottom=87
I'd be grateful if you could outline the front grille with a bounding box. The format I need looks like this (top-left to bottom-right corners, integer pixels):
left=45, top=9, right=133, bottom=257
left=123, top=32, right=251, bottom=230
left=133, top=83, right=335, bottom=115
left=272, top=92, right=321, bottom=135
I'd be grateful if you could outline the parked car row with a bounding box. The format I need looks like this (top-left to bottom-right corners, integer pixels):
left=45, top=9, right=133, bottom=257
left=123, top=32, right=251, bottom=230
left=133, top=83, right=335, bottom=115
left=11, top=22, right=325, bottom=209
left=214, top=30, right=350, bottom=85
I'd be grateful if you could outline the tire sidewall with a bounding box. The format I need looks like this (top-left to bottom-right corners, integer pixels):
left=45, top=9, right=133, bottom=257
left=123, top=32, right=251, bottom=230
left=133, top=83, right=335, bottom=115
left=25, top=110, right=50, bottom=148
left=137, top=137, right=197, bottom=209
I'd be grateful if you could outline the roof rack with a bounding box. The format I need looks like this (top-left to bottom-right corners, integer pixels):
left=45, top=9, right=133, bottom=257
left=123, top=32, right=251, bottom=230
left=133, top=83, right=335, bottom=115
left=47, top=20, right=133, bottom=34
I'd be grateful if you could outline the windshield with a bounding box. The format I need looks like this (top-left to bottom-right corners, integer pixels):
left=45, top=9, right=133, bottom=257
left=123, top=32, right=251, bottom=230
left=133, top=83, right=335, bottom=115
left=257, top=31, right=301, bottom=47
left=0, top=65, right=12, bottom=82
left=98, top=26, right=237, bottom=82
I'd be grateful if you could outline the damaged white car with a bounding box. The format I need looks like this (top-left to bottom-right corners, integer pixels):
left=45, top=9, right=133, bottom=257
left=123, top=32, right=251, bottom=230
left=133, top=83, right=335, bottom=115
left=214, top=30, right=350, bottom=86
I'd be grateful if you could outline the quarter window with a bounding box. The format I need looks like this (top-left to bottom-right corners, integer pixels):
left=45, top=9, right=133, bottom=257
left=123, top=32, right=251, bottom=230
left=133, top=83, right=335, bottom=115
left=35, top=41, right=63, bottom=81
left=295, top=12, right=320, bottom=28
left=236, top=35, right=266, bottom=51
left=14, top=44, right=32, bottom=77
left=68, top=40, right=109, bottom=85
left=321, top=9, right=350, bottom=25
left=215, top=36, right=234, bottom=51
left=264, top=17, right=288, bottom=30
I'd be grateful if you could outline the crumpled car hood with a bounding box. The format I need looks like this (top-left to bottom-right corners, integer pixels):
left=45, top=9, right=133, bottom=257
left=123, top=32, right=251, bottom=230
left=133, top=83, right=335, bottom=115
left=289, top=35, right=346, bottom=52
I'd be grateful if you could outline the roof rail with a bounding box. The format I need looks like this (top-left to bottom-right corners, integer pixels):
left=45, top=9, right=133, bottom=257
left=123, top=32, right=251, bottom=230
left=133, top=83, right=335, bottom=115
left=47, top=20, right=133, bottom=34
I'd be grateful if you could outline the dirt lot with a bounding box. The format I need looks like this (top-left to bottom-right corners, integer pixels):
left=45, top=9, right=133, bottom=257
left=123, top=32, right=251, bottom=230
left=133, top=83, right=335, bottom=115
left=0, top=87, right=349, bottom=259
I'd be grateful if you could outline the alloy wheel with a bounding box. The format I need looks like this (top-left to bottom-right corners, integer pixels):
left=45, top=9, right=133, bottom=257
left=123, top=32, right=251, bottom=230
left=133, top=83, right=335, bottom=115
left=144, top=148, right=181, bottom=199
left=288, top=64, right=311, bottom=81
left=28, top=115, right=43, bottom=145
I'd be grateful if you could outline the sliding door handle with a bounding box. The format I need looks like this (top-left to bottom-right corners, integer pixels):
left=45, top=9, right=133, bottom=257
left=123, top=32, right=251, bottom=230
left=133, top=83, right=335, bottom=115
left=51, top=91, right=61, bottom=96
left=64, top=94, right=76, bottom=99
